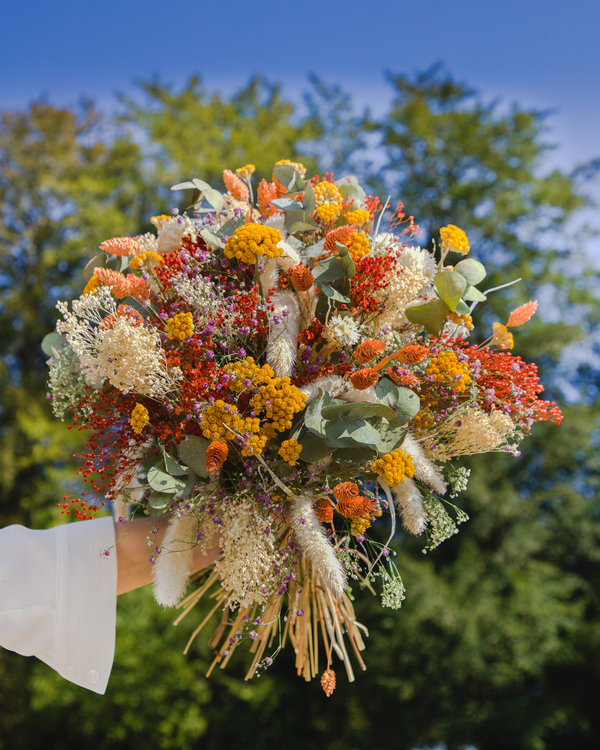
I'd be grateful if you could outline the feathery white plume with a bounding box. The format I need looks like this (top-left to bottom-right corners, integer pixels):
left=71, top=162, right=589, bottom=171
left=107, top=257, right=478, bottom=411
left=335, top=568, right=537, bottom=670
left=392, top=479, right=427, bottom=535
left=267, top=290, right=300, bottom=377
left=152, top=514, right=197, bottom=607
left=299, top=375, right=346, bottom=404
left=290, top=493, right=346, bottom=600
left=403, top=434, right=447, bottom=495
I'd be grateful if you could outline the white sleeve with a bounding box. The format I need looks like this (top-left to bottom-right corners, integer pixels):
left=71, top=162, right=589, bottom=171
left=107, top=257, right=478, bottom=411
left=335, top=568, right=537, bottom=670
left=0, top=516, right=117, bottom=694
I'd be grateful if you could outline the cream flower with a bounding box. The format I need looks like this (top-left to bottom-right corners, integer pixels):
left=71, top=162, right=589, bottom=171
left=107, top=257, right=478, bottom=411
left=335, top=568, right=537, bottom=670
left=324, top=315, right=360, bottom=347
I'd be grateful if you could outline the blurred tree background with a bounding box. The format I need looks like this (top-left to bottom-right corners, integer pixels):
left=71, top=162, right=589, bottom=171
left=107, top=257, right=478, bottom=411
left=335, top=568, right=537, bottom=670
left=0, top=68, right=598, bottom=750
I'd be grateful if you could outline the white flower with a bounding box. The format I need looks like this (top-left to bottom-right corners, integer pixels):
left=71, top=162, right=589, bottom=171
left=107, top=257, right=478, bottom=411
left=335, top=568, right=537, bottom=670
left=395, top=246, right=437, bottom=282
left=157, top=216, right=194, bottom=254
left=371, top=232, right=403, bottom=254
left=324, top=315, right=360, bottom=347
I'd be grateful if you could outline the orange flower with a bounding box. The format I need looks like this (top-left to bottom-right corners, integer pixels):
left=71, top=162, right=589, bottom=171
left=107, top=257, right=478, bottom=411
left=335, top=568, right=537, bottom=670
left=257, top=179, right=279, bottom=218
left=290, top=265, right=314, bottom=291
left=99, top=237, right=141, bottom=257
left=127, top=275, right=150, bottom=302
left=354, top=339, right=386, bottom=364
left=205, top=441, right=228, bottom=474
left=386, top=368, right=420, bottom=388
left=359, top=496, right=378, bottom=515
left=336, top=497, right=365, bottom=518
left=94, top=267, right=131, bottom=298
left=396, top=344, right=429, bottom=364
left=223, top=169, right=249, bottom=202
left=321, top=667, right=336, bottom=697
left=506, top=300, right=538, bottom=327
left=350, top=368, right=379, bottom=390
left=333, top=482, right=360, bottom=501
left=324, top=224, right=355, bottom=254
left=314, top=497, right=334, bottom=523
left=99, top=304, right=143, bottom=330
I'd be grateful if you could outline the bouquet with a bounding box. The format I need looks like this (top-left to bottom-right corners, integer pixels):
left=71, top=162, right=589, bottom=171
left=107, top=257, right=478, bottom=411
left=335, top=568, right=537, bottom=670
left=45, top=160, right=562, bottom=695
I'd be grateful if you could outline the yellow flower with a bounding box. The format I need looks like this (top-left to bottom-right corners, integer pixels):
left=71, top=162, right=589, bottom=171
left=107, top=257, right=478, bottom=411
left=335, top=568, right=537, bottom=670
left=236, top=164, right=256, bottom=180
left=350, top=516, right=372, bottom=537
left=222, top=357, right=274, bottom=392
left=426, top=352, right=471, bottom=393
left=448, top=311, right=474, bottom=331
left=440, top=225, right=470, bottom=255
left=313, top=181, right=343, bottom=223
left=130, top=403, right=149, bottom=434
left=347, top=231, right=371, bottom=260
left=165, top=312, right=194, bottom=341
left=83, top=274, right=102, bottom=296
left=278, top=438, right=303, bottom=466
left=275, top=159, right=306, bottom=179
left=224, top=223, right=283, bottom=264
left=371, top=449, right=415, bottom=487
left=490, top=322, right=514, bottom=349
left=249, top=377, right=306, bottom=433
left=345, top=208, right=370, bottom=225
left=150, top=215, right=172, bottom=230
left=129, top=251, right=164, bottom=271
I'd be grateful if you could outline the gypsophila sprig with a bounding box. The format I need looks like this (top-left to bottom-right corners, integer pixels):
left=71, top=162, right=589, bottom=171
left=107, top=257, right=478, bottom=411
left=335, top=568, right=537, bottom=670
left=43, top=157, right=562, bottom=696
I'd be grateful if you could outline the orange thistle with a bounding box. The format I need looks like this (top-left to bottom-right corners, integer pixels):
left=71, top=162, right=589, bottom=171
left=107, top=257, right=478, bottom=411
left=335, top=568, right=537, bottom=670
left=350, top=368, right=379, bottom=390
left=354, top=339, right=386, bottom=364
left=386, top=368, right=420, bottom=388
left=205, top=441, right=228, bottom=474
left=290, top=265, right=314, bottom=291
left=99, top=304, right=143, bottom=330
left=396, top=344, right=429, bottom=364
left=336, top=496, right=365, bottom=519
left=321, top=667, right=336, bottom=697
left=127, top=275, right=151, bottom=302
left=223, top=169, right=250, bottom=202
left=314, top=497, right=334, bottom=523
left=94, top=267, right=131, bottom=298
left=257, top=179, right=279, bottom=218
left=324, top=224, right=355, bottom=254
left=507, top=300, right=538, bottom=327
left=99, top=237, right=141, bottom=257
left=359, top=496, right=378, bottom=514
left=333, top=482, right=360, bottom=501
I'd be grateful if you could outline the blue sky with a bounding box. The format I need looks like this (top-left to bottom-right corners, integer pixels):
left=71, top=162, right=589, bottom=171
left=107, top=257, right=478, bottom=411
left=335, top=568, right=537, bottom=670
left=1, top=0, right=598, bottom=173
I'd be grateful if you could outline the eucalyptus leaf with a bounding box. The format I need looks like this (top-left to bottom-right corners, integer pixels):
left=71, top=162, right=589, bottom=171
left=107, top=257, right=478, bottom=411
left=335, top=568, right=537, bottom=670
left=324, top=418, right=381, bottom=448
left=335, top=175, right=367, bottom=202
left=434, top=271, right=467, bottom=312
left=376, top=378, right=400, bottom=409
left=147, top=464, right=187, bottom=494
left=289, top=221, right=317, bottom=233
left=81, top=252, right=107, bottom=282
left=405, top=298, right=450, bottom=336
left=331, top=446, right=377, bottom=465
left=463, top=287, right=487, bottom=302
left=42, top=332, right=65, bottom=358
left=173, top=471, right=197, bottom=501
left=273, top=164, right=296, bottom=190
left=320, top=283, right=350, bottom=302
left=321, top=402, right=396, bottom=422
left=202, top=187, right=224, bottom=212
left=272, top=198, right=302, bottom=211
left=304, top=390, right=334, bottom=438
left=220, top=215, right=245, bottom=236
left=454, top=258, right=487, bottom=286
left=339, top=250, right=356, bottom=278
left=162, top=453, right=189, bottom=476
left=200, top=228, right=225, bottom=249
left=395, top=387, right=421, bottom=423
left=192, top=178, right=213, bottom=193
left=303, top=181, right=316, bottom=214
left=304, top=239, right=326, bottom=257
left=312, top=257, right=346, bottom=284
left=148, top=491, right=171, bottom=515
left=454, top=299, right=472, bottom=315
left=177, top=435, right=210, bottom=478
left=376, top=425, right=407, bottom=454
left=171, top=181, right=197, bottom=191
left=298, top=431, right=333, bottom=462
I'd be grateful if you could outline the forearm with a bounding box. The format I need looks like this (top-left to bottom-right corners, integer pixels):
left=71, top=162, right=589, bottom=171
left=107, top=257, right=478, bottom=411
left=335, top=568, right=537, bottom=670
left=115, top=516, right=220, bottom=595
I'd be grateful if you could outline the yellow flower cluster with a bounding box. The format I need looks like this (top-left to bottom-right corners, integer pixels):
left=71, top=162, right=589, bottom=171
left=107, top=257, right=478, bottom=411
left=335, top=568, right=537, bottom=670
left=313, top=181, right=343, bottom=223
left=371, top=449, right=415, bottom=487
left=278, top=438, right=303, bottom=466
left=165, top=312, right=194, bottom=341
left=224, top=223, right=283, bottom=264
left=250, top=377, right=306, bottom=432
left=347, top=231, right=370, bottom=260
left=345, top=208, right=370, bottom=225
left=201, top=400, right=246, bottom=442
left=222, top=357, right=274, bottom=393
left=83, top=274, right=102, bottom=296
left=440, top=225, right=470, bottom=255
left=426, top=352, right=471, bottom=393
left=150, top=215, right=172, bottom=230
left=350, top=516, right=372, bottom=537
left=412, top=403, right=437, bottom=430
left=275, top=159, right=307, bottom=178
left=235, top=164, right=255, bottom=180
left=241, top=433, right=268, bottom=458
left=129, top=251, right=164, bottom=271
left=448, top=311, right=474, bottom=331
left=130, top=403, right=149, bottom=434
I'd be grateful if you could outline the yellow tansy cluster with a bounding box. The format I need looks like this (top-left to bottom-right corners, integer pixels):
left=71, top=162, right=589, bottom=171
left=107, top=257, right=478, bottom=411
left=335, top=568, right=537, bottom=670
left=250, top=377, right=306, bottom=432
left=426, top=352, right=471, bottom=393
left=371, top=449, right=415, bottom=487
left=350, top=516, right=372, bottom=537
left=313, top=181, right=343, bottom=223
left=201, top=401, right=247, bottom=442
left=129, top=251, right=164, bottom=271
left=448, top=311, right=474, bottom=330
left=347, top=231, right=371, bottom=260
left=412, top=403, right=437, bottom=430
left=275, top=159, right=307, bottom=178
left=224, top=223, right=283, bottom=264
left=440, top=225, right=470, bottom=255
left=222, top=357, right=274, bottom=393
left=345, top=208, right=370, bottom=225
left=130, top=403, right=149, bottom=434
left=236, top=164, right=256, bottom=180
left=278, top=438, right=303, bottom=466
left=165, top=312, right=194, bottom=341
left=83, top=274, right=102, bottom=296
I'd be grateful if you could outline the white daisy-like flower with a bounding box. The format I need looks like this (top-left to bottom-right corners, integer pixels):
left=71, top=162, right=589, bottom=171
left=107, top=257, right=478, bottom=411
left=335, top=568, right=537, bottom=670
left=157, top=216, right=195, bottom=254
left=395, top=246, right=437, bottom=282
left=371, top=232, right=403, bottom=254
left=324, top=314, right=360, bottom=347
